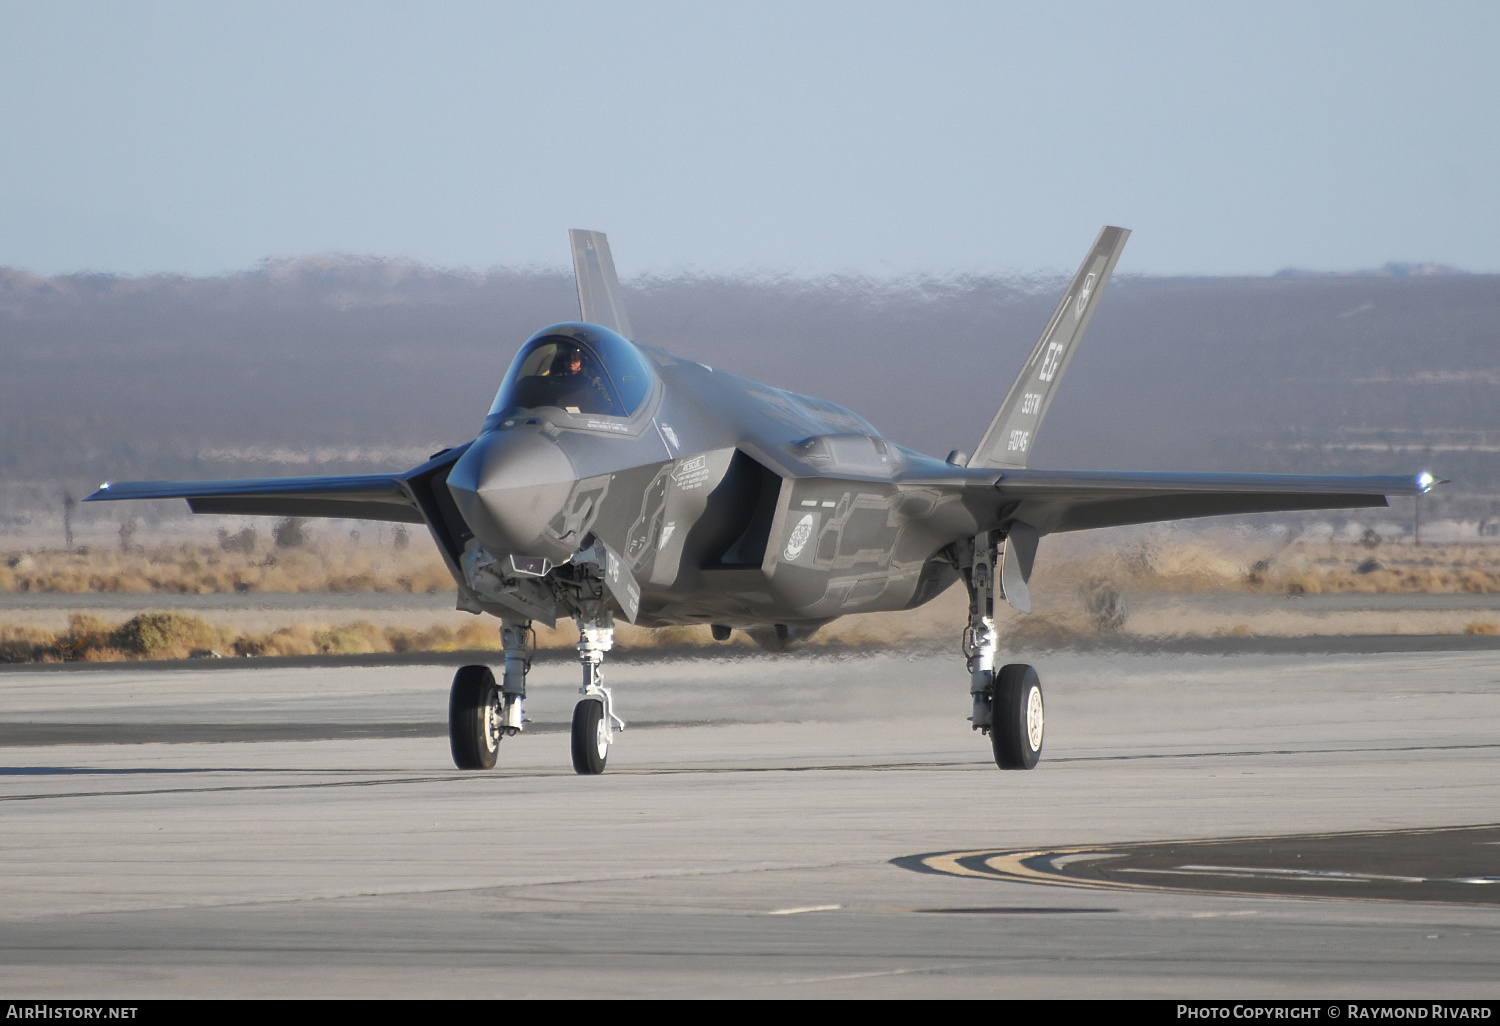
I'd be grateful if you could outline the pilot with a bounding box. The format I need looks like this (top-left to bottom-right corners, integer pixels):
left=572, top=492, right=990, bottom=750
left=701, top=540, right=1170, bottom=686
left=550, top=345, right=586, bottom=378
left=547, top=343, right=614, bottom=414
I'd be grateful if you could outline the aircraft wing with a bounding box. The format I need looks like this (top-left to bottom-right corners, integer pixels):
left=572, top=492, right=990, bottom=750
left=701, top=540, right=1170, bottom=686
left=898, top=467, right=1436, bottom=611
left=81, top=445, right=477, bottom=526
left=85, top=474, right=427, bottom=523
left=985, top=468, right=1433, bottom=535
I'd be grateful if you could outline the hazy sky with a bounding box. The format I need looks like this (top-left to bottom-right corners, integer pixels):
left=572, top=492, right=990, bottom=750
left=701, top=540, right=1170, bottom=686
left=3, top=1, right=1497, bottom=278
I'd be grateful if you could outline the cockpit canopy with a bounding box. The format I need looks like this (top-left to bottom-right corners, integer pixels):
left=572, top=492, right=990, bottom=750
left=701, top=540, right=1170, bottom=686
left=488, top=326, right=655, bottom=421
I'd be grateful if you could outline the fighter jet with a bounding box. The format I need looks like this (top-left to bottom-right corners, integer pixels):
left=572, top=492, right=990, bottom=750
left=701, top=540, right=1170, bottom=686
left=86, top=228, right=1438, bottom=774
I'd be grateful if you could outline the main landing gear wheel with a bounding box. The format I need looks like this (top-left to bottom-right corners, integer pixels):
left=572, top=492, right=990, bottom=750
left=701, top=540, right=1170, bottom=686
left=450, top=665, right=502, bottom=770
left=992, top=663, right=1043, bottom=770
left=571, top=699, right=609, bottom=775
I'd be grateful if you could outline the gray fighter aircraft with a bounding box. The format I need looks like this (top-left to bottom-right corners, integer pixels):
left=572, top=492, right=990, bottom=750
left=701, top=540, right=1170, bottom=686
left=86, top=228, right=1437, bottom=775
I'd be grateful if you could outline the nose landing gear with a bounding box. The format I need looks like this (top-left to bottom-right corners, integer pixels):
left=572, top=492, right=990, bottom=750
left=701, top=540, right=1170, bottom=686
left=444, top=603, right=628, bottom=775
left=572, top=615, right=625, bottom=774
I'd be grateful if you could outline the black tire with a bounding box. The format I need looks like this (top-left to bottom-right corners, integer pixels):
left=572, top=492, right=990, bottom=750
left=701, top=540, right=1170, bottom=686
left=571, top=699, right=609, bottom=775
left=449, top=665, right=501, bottom=770
left=991, top=663, right=1043, bottom=770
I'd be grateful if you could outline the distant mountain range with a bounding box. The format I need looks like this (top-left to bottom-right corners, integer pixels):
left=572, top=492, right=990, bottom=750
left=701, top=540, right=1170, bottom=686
left=1272, top=262, right=1470, bottom=279
left=2, top=258, right=1496, bottom=522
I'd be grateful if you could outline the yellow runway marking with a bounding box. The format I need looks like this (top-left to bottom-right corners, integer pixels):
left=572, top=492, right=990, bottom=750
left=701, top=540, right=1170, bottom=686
left=905, top=823, right=1500, bottom=906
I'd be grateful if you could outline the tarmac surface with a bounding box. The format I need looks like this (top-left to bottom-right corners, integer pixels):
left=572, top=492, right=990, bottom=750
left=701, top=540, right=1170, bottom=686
left=1, top=647, right=1498, bottom=997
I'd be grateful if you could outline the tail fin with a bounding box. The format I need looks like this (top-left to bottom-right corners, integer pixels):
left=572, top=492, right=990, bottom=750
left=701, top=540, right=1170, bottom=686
left=569, top=229, right=634, bottom=339
left=970, top=226, right=1130, bottom=470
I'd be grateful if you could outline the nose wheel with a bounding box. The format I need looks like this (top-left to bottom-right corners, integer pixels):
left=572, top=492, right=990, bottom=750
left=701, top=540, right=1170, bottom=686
left=571, top=699, right=610, bottom=774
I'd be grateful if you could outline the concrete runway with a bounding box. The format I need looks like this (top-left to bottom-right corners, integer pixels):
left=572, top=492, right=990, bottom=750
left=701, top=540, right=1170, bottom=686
left=1, top=648, right=1498, bottom=997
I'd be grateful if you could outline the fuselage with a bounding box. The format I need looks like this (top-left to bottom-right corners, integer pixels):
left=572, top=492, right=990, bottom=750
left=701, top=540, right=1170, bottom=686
left=444, top=323, right=996, bottom=630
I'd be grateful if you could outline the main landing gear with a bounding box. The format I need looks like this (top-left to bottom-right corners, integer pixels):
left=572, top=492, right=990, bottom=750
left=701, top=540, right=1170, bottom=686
left=990, top=663, right=1044, bottom=770
left=449, top=664, right=501, bottom=770
left=963, top=531, right=1044, bottom=770
left=449, top=616, right=529, bottom=770
left=446, top=612, right=626, bottom=775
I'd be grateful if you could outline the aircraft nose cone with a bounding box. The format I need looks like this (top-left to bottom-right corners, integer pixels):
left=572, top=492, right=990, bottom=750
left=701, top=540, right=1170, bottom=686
left=447, top=429, right=576, bottom=559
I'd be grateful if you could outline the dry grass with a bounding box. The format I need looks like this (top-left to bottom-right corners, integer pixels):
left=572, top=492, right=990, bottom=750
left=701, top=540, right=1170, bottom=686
left=0, top=622, right=67, bottom=663
left=0, top=611, right=742, bottom=663
left=2, top=612, right=236, bottom=663
left=4, top=534, right=1500, bottom=663
left=7, top=537, right=1500, bottom=599
left=2, top=539, right=452, bottom=595
left=1022, top=537, right=1500, bottom=597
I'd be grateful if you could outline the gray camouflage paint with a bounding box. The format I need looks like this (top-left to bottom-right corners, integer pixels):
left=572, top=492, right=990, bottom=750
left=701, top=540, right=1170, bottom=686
left=444, top=320, right=995, bottom=629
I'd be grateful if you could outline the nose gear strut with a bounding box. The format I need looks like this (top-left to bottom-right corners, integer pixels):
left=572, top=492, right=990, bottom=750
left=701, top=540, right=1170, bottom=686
left=573, top=608, right=626, bottom=774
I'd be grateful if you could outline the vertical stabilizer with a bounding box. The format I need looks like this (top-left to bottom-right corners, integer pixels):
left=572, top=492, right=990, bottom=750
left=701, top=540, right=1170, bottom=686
left=971, top=226, right=1129, bottom=469
left=569, top=229, right=634, bottom=339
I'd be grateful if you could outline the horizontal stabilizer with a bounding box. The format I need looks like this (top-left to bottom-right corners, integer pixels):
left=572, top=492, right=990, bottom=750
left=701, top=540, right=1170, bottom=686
left=570, top=229, right=634, bottom=339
